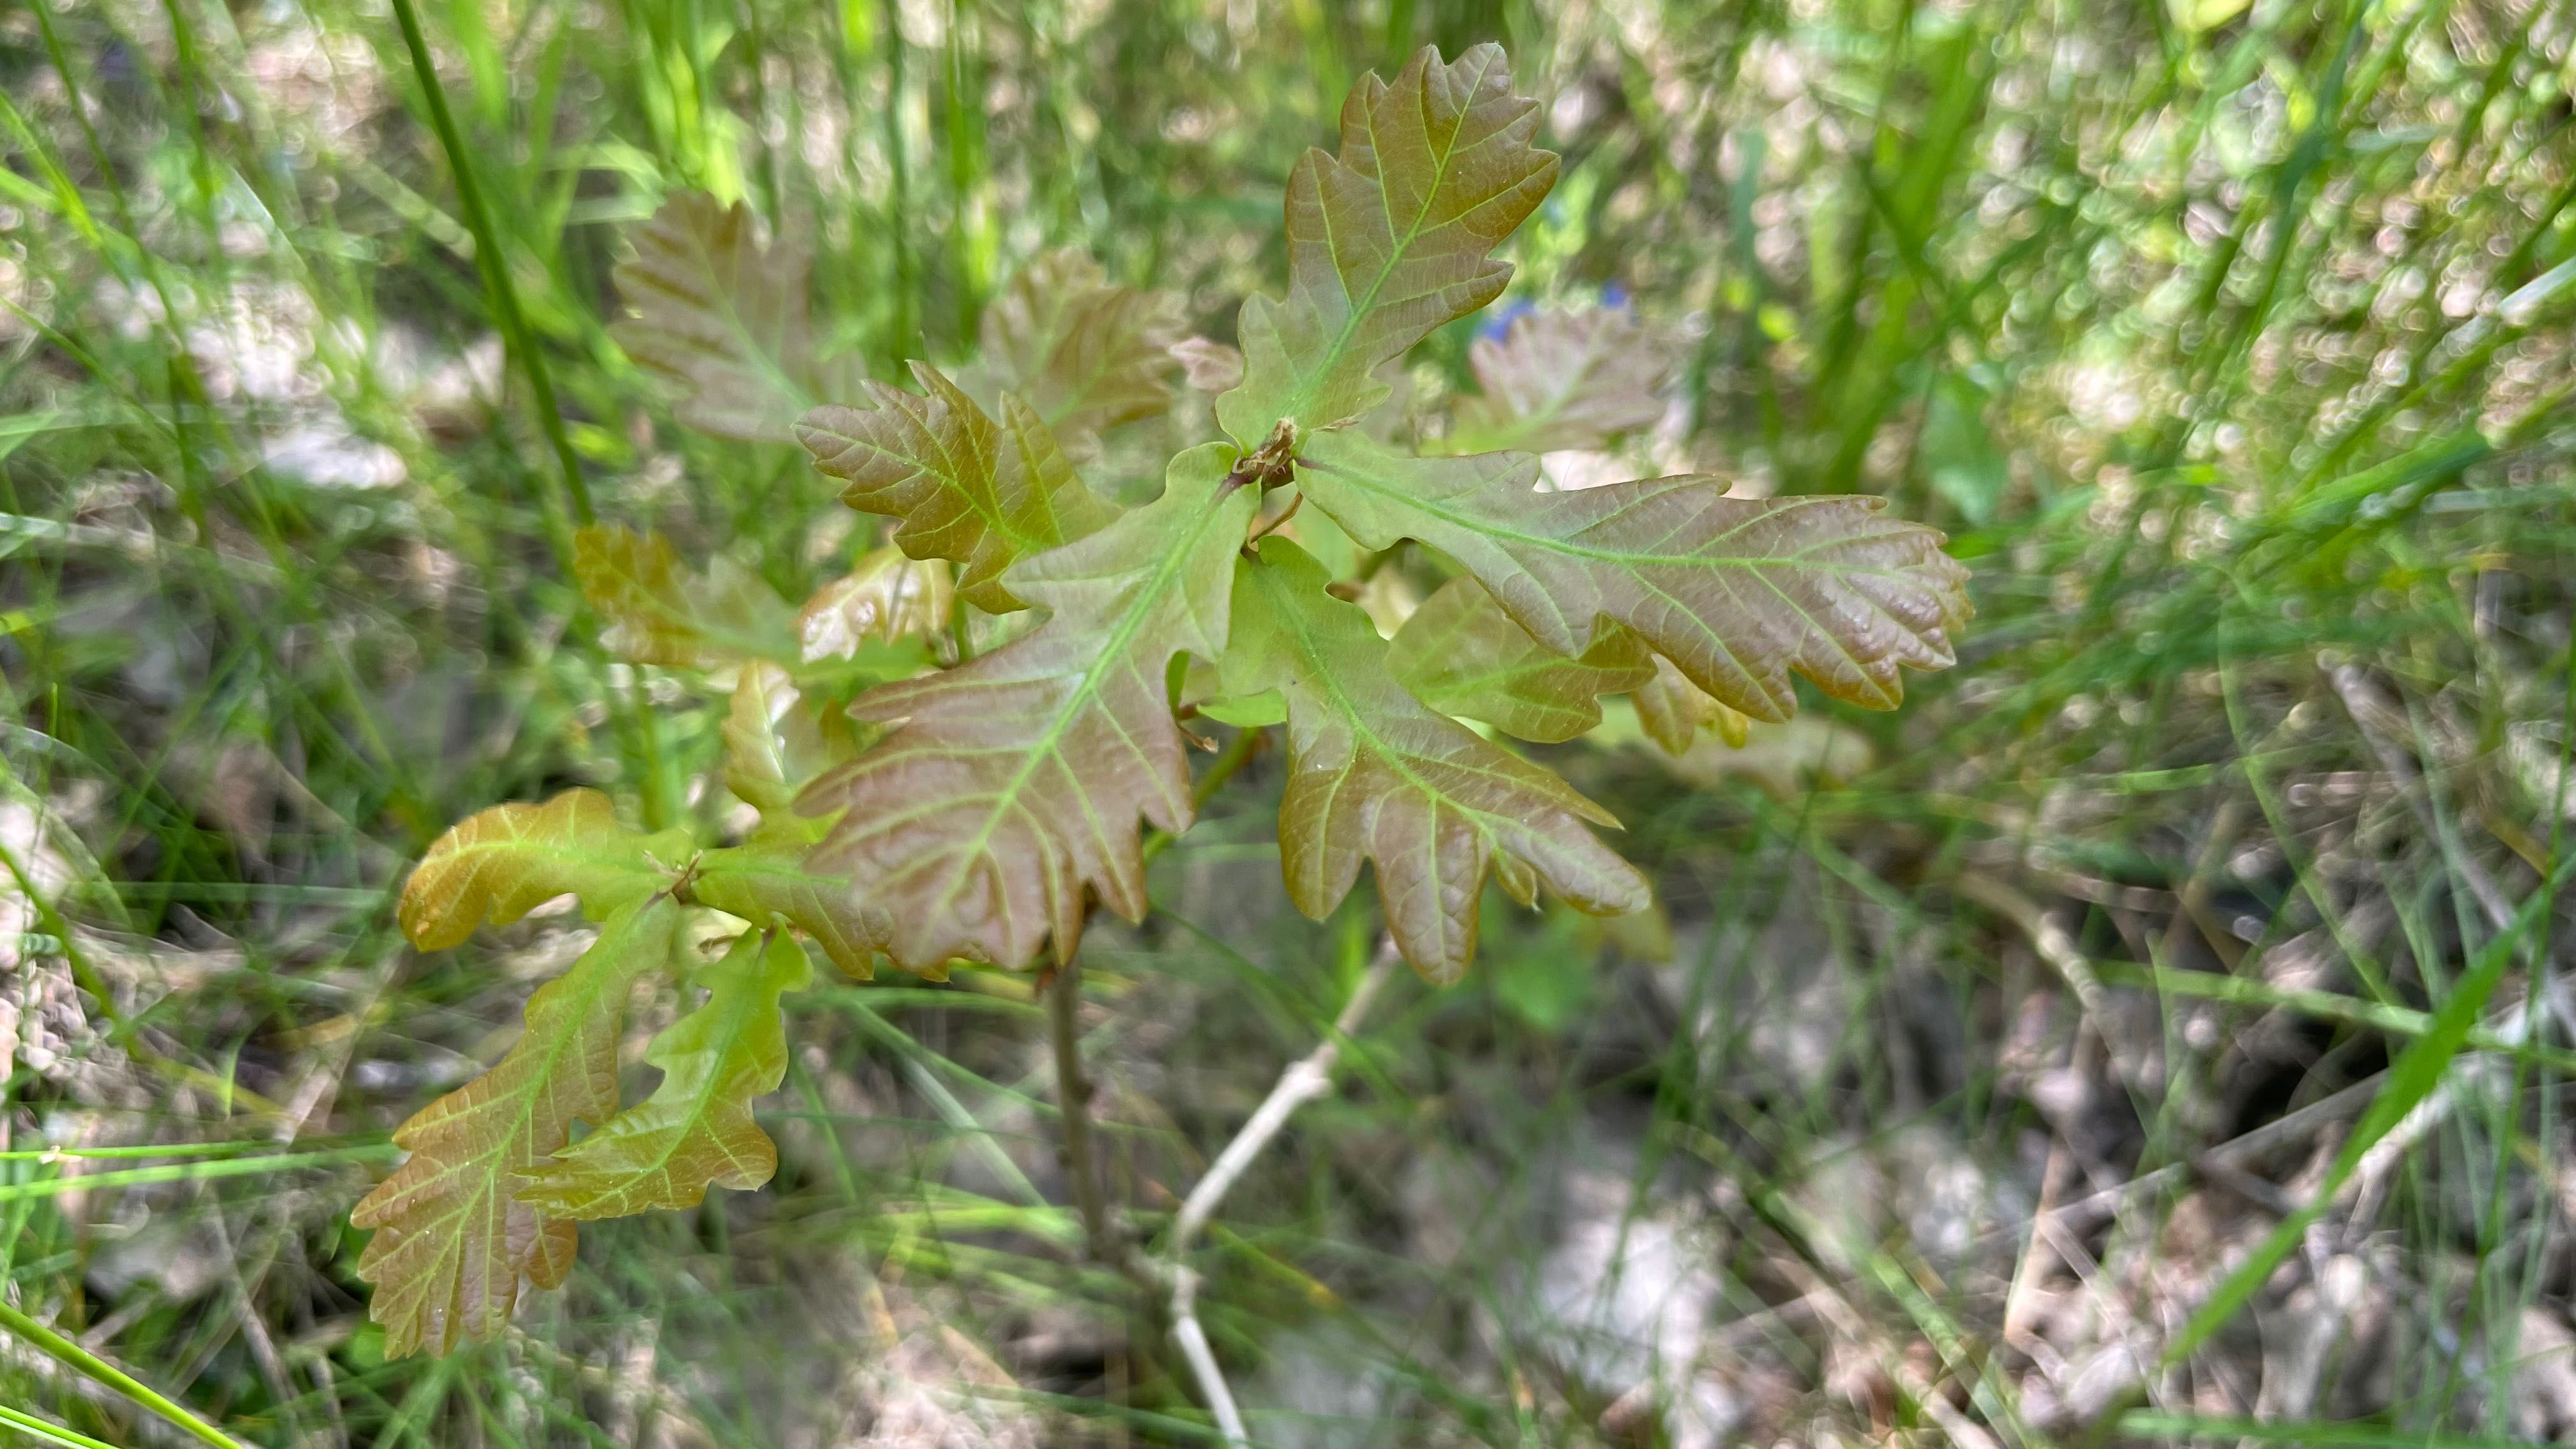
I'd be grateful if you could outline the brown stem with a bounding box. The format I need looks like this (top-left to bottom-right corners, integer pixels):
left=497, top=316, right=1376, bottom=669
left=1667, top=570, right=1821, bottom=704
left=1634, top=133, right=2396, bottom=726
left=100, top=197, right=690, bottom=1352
left=1046, top=956, right=1120, bottom=1266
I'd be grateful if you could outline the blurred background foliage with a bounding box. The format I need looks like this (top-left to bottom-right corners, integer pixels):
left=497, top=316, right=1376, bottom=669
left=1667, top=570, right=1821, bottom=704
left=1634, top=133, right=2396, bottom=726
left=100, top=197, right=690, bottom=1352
left=7, top=0, right=2576, bottom=1444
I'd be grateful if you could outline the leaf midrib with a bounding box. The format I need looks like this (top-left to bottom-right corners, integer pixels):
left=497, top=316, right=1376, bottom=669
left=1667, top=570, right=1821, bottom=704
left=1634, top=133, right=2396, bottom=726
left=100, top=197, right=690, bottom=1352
left=1309, top=457, right=1929, bottom=576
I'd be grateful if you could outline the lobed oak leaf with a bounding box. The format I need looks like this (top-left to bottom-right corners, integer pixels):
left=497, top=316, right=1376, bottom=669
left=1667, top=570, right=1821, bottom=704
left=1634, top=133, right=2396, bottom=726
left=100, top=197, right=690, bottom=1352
left=516, top=929, right=810, bottom=1220
left=1294, top=432, right=1972, bottom=723
left=574, top=525, right=800, bottom=668
left=613, top=193, right=861, bottom=443
left=1223, top=539, right=1647, bottom=981
left=1448, top=306, right=1671, bottom=456
left=967, top=248, right=1186, bottom=450
left=790, top=443, right=1257, bottom=971
left=399, top=788, right=691, bottom=951
left=1388, top=574, right=1653, bottom=743
left=353, top=896, right=684, bottom=1357
left=797, top=365, right=1118, bottom=613
left=1217, top=43, right=1560, bottom=443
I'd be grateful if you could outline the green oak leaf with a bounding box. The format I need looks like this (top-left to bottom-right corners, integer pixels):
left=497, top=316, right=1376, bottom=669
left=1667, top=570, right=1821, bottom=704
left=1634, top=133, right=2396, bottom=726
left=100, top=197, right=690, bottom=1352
left=691, top=836, right=883, bottom=979
left=398, top=788, right=691, bottom=950
left=791, top=443, right=1257, bottom=971
left=1223, top=537, right=1648, bottom=981
left=1216, top=44, right=1559, bottom=443
left=516, top=929, right=811, bottom=1220
left=1293, top=431, right=1972, bottom=722
left=797, top=365, right=1119, bottom=613
left=719, top=661, right=862, bottom=816
left=354, top=895, right=684, bottom=1357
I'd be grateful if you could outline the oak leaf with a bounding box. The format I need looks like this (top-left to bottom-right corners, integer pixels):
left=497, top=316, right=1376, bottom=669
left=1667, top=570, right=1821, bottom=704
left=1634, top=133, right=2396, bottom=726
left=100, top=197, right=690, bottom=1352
left=613, top=193, right=861, bottom=443
left=516, top=929, right=810, bottom=1220
left=353, top=896, right=684, bottom=1356
left=1294, top=432, right=1972, bottom=722
left=1449, top=306, right=1670, bottom=455
left=1224, top=539, right=1646, bottom=979
left=798, top=366, right=1118, bottom=613
left=1632, top=654, right=1752, bottom=751
left=1217, top=44, right=1559, bottom=443
left=969, top=248, right=1186, bottom=448
left=791, top=445, right=1257, bottom=970
left=1388, top=574, right=1653, bottom=742
left=719, top=662, right=861, bottom=816
left=797, top=544, right=954, bottom=663
left=691, top=836, right=885, bottom=979
left=399, top=788, right=689, bottom=951
left=574, top=525, right=799, bottom=668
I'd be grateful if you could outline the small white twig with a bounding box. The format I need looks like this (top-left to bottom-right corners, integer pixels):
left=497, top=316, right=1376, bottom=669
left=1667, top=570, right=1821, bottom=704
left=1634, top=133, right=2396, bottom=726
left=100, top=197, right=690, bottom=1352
left=1171, top=942, right=1398, bottom=1257
left=1158, top=937, right=1402, bottom=1446
left=1166, top=1266, right=1247, bottom=1444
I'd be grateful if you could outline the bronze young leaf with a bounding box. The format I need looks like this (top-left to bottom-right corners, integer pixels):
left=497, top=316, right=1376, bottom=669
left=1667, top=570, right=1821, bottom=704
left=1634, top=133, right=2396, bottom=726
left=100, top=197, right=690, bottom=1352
left=353, top=40, right=1973, bottom=1358
left=1224, top=538, right=1648, bottom=980
left=1448, top=305, right=1672, bottom=456
left=797, top=365, right=1118, bottom=612
left=792, top=445, right=1256, bottom=971
left=1292, top=431, right=1972, bottom=722
left=1218, top=43, right=1560, bottom=443
left=967, top=247, right=1187, bottom=449
left=613, top=193, right=859, bottom=443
